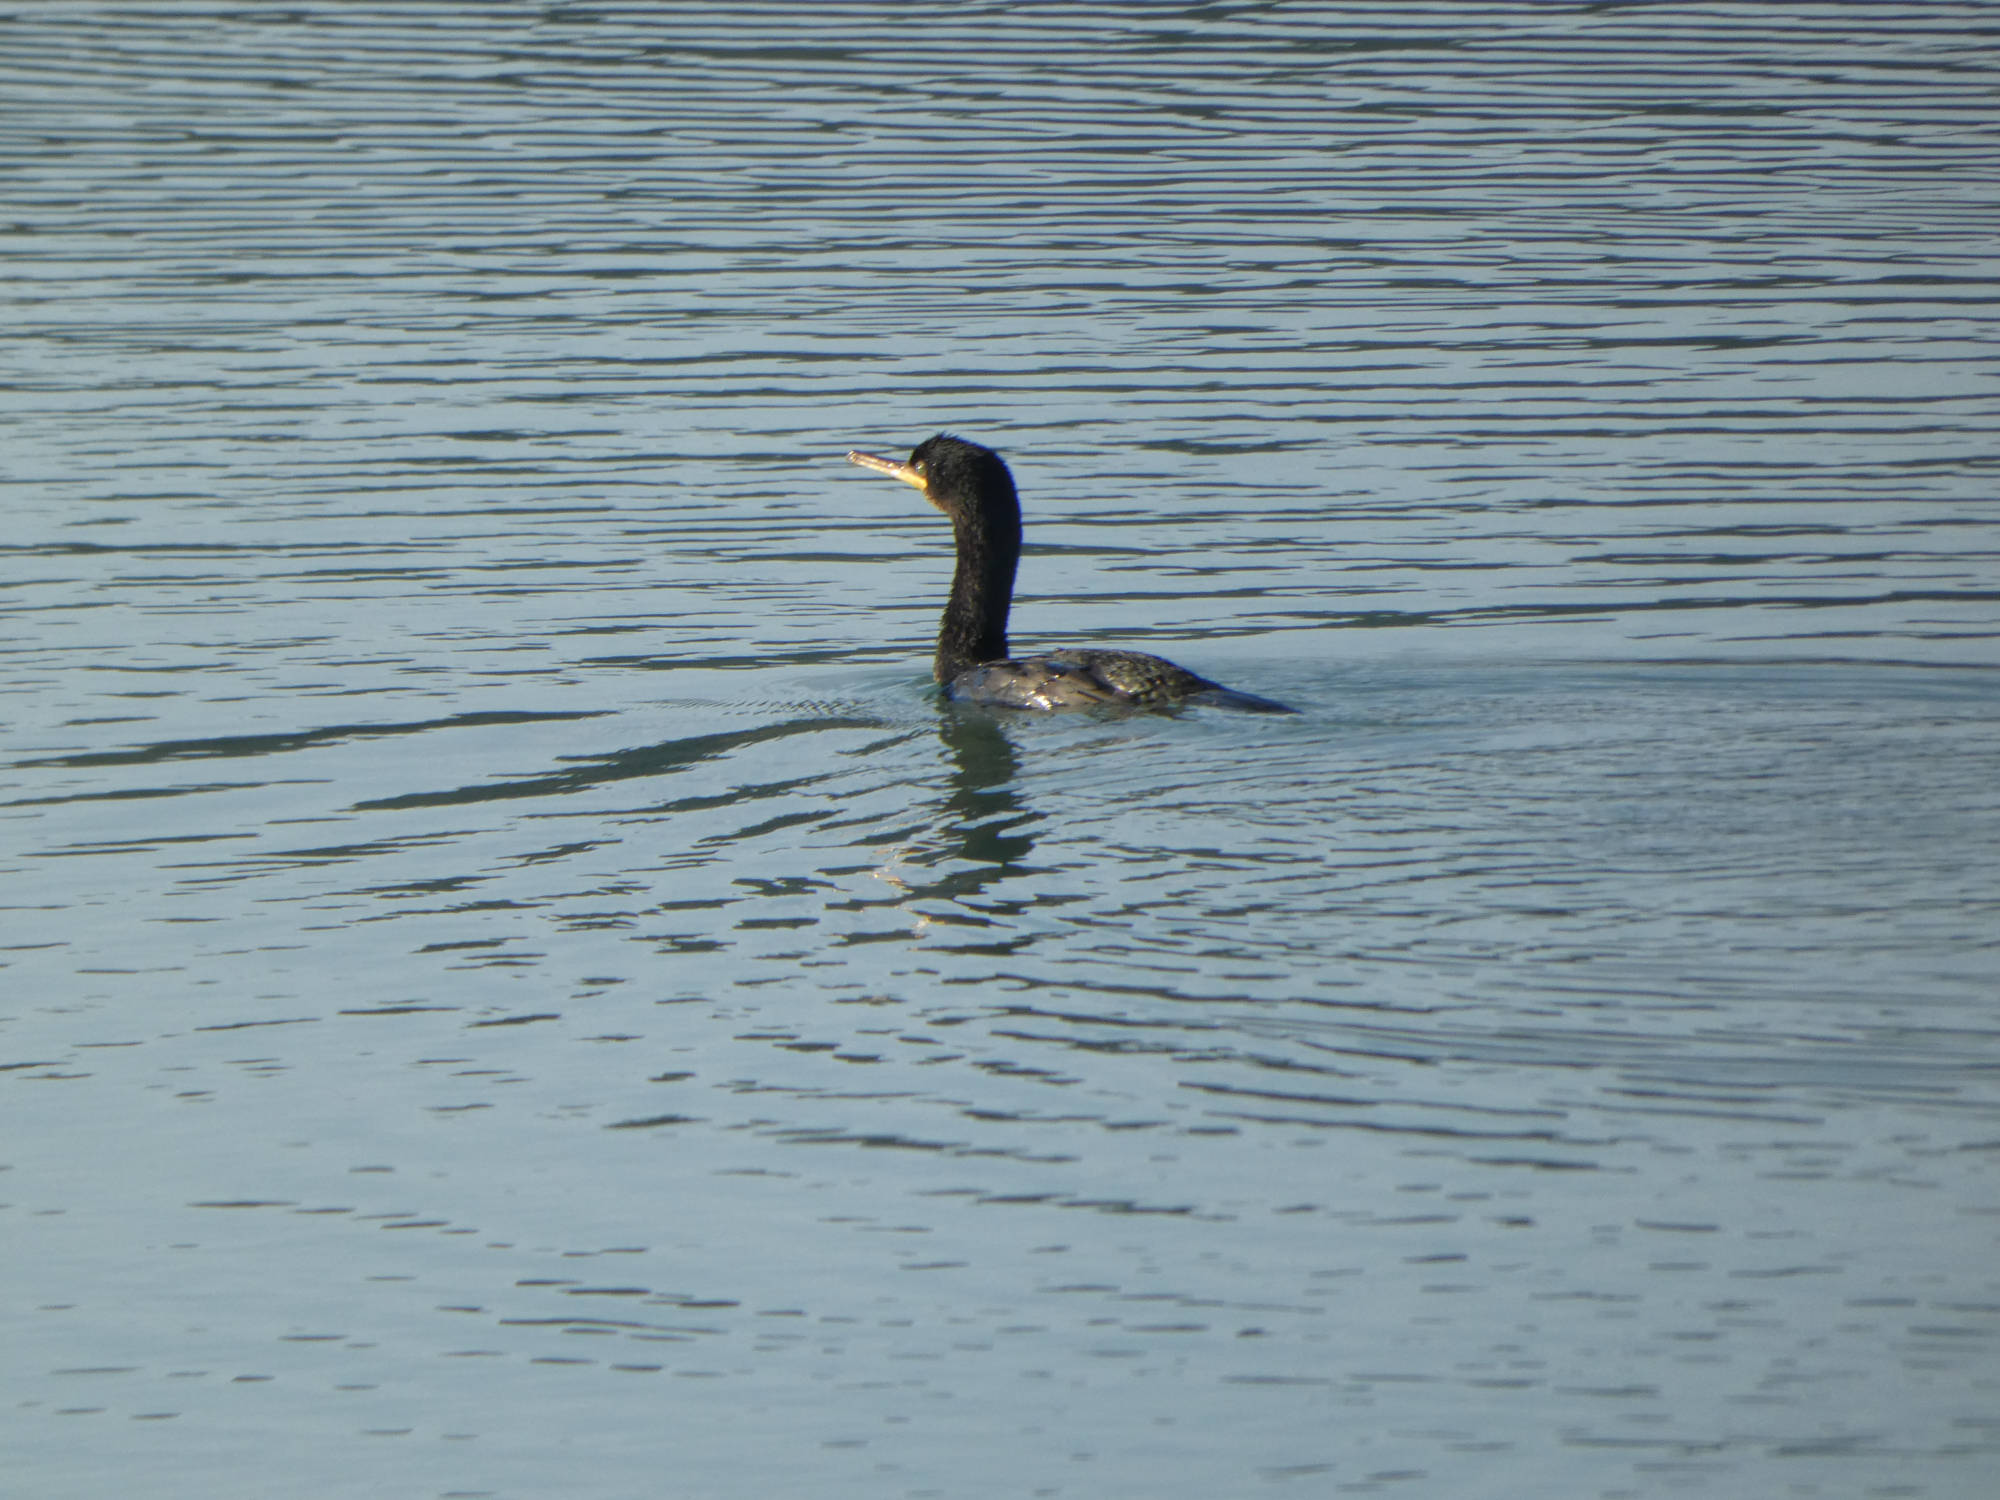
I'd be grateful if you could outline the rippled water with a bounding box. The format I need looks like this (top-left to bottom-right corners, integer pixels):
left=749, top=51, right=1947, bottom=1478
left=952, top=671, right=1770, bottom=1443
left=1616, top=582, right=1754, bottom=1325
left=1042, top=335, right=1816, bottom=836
left=5, top=5, right=1999, bottom=1497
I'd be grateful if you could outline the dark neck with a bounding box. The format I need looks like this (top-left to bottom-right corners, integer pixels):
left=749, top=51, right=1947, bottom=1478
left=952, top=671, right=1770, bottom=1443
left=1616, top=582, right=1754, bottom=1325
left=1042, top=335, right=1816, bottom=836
left=935, top=500, right=1020, bottom=683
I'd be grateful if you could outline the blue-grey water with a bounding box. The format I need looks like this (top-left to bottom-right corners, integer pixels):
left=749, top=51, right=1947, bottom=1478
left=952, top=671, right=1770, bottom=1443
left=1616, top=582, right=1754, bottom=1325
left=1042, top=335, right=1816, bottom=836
left=4, top=5, right=1999, bottom=1497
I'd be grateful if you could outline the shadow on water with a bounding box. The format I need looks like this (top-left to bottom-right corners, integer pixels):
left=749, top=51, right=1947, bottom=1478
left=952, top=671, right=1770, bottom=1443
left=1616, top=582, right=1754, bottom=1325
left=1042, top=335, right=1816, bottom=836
left=13, top=709, right=606, bottom=771
left=349, top=712, right=882, bottom=811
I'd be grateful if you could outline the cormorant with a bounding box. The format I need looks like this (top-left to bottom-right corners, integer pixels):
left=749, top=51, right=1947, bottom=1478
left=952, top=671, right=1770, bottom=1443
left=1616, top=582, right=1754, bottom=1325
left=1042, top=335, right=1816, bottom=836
left=846, top=434, right=1294, bottom=713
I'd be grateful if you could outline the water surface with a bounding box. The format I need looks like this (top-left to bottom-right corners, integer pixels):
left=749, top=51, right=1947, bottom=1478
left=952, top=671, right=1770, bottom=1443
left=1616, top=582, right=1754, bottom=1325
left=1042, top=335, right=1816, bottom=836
left=4, top=5, right=1998, bottom=1497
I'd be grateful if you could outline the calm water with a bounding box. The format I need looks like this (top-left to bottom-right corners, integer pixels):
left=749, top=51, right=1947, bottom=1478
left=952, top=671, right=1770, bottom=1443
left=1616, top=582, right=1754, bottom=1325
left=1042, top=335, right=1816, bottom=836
left=5, top=4, right=1999, bottom=1497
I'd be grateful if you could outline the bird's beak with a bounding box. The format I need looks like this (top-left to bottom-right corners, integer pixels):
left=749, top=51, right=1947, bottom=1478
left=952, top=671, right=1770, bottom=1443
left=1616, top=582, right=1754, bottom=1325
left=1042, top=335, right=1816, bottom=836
left=847, top=449, right=929, bottom=494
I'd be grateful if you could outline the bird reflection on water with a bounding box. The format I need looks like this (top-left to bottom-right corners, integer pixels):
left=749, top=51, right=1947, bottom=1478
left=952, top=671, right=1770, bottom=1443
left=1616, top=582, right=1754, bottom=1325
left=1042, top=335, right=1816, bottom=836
left=871, top=710, right=1041, bottom=916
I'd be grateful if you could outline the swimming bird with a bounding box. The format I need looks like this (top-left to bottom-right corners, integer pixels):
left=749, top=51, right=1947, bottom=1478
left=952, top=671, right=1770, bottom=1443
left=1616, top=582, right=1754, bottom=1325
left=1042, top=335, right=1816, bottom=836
left=846, top=434, right=1294, bottom=713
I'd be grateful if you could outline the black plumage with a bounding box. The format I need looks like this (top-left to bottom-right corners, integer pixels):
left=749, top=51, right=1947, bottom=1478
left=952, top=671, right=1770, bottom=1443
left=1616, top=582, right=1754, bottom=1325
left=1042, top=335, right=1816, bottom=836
left=846, top=434, right=1294, bottom=714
